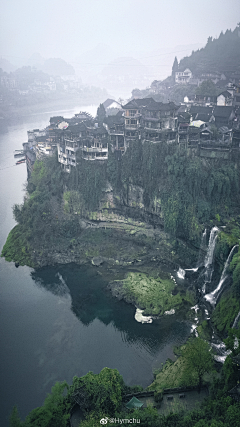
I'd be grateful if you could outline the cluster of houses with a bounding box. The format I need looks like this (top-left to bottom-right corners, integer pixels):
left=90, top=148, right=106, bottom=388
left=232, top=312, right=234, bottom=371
left=0, top=71, right=82, bottom=96
left=23, top=89, right=240, bottom=174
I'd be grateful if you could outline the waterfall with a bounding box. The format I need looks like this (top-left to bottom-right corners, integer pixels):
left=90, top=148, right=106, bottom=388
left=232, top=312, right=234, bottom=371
left=211, top=341, right=231, bottom=363
left=203, top=227, right=219, bottom=286
left=233, top=310, right=240, bottom=329
left=177, top=268, right=185, bottom=279
left=176, top=229, right=209, bottom=281
left=197, top=228, right=207, bottom=268
left=204, top=227, right=219, bottom=282
left=205, top=245, right=239, bottom=306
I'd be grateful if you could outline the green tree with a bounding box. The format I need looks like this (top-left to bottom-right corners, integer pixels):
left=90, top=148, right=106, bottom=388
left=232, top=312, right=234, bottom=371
left=97, top=103, right=106, bottom=123
left=25, top=382, right=70, bottom=427
left=172, top=56, right=178, bottom=81
left=70, top=368, right=124, bottom=416
left=196, top=80, right=217, bottom=97
left=181, top=337, right=214, bottom=391
left=9, top=407, right=25, bottom=427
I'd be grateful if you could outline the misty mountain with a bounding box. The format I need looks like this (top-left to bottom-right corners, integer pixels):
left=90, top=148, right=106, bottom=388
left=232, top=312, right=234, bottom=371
left=73, top=43, right=118, bottom=81
left=98, top=57, right=149, bottom=86
left=42, top=58, right=75, bottom=76
left=136, top=43, right=204, bottom=81
left=27, top=53, right=45, bottom=69
left=178, top=25, right=240, bottom=76
left=0, top=58, right=16, bottom=73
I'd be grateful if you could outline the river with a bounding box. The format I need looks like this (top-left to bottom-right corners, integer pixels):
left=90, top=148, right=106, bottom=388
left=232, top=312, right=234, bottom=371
left=0, top=105, right=191, bottom=426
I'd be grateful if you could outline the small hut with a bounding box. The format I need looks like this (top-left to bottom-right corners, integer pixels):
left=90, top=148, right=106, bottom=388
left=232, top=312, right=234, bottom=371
left=125, top=397, right=143, bottom=409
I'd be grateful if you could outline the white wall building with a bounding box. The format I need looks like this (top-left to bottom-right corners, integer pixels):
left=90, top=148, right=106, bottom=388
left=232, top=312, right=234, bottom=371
left=175, top=68, right=193, bottom=84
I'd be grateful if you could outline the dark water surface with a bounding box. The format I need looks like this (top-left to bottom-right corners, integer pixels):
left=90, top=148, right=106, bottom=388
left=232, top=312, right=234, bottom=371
left=0, top=108, right=191, bottom=426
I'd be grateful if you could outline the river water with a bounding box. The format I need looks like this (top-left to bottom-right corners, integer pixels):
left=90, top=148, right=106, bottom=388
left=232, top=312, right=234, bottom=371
left=0, top=106, right=191, bottom=426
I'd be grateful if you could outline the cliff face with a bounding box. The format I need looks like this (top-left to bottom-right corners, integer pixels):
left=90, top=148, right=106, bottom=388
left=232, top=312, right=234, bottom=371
left=2, top=139, right=240, bottom=274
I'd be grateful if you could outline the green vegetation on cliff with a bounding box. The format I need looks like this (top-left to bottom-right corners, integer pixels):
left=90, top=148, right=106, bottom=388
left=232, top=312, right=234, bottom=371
left=212, top=291, right=240, bottom=333
left=116, top=272, right=194, bottom=316
left=109, top=141, right=240, bottom=243
left=178, top=24, right=240, bottom=76
left=2, top=136, right=240, bottom=276
left=149, top=338, right=214, bottom=391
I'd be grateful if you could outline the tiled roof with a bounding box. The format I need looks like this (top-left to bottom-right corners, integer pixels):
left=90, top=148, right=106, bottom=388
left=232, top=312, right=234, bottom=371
left=66, top=123, right=87, bottom=133
left=195, top=113, right=212, bottom=122
left=123, top=97, right=177, bottom=112
left=102, top=98, right=122, bottom=109
left=190, top=106, right=213, bottom=115
left=213, top=106, right=235, bottom=118
left=217, top=90, right=232, bottom=98
left=122, top=98, right=154, bottom=109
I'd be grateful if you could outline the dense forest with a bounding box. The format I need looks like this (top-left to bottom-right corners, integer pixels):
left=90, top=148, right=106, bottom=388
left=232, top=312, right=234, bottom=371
left=178, top=24, right=240, bottom=76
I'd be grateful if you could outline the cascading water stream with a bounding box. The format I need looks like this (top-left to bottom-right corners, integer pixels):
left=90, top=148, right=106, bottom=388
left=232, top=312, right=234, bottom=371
left=211, top=341, right=231, bottom=363
left=175, top=226, right=238, bottom=363
left=197, top=228, right=207, bottom=268
left=203, top=226, right=219, bottom=286
left=205, top=245, right=239, bottom=306
left=177, top=267, right=185, bottom=279
left=176, top=229, right=208, bottom=279
left=233, top=310, right=240, bottom=329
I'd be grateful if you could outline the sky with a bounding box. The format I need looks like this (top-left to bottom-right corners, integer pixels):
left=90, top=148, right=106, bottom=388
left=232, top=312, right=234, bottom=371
left=0, top=0, right=239, bottom=94
left=1, top=0, right=239, bottom=61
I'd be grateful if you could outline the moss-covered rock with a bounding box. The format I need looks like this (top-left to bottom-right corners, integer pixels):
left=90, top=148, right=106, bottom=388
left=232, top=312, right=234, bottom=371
left=110, top=272, right=193, bottom=316
left=212, top=290, right=240, bottom=333
left=197, top=320, right=212, bottom=341
left=1, top=225, right=35, bottom=268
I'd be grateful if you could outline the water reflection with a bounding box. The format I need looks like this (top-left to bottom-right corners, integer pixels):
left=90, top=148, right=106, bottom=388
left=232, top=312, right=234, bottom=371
left=31, top=263, right=191, bottom=355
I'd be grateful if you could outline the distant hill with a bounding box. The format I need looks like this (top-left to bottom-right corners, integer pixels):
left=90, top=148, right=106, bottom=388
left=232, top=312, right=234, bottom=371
left=42, top=58, right=75, bottom=76
left=0, top=58, right=16, bottom=73
left=178, top=24, right=240, bottom=77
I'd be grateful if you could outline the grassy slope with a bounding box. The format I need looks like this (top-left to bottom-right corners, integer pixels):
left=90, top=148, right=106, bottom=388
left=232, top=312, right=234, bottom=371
left=118, top=272, right=194, bottom=316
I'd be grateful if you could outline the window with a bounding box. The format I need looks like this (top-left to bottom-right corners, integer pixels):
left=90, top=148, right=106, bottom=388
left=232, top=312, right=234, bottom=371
left=129, top=110, right=137, bottom=117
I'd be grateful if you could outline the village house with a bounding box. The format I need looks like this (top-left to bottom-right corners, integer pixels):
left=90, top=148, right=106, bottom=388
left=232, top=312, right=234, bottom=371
left=189, top=105, right=214, bottom=122
left=57, top=122, right=88, bottom=172
left=175, top=68, right=192, bottom=84
left=103, top=111, right=125, bottom=152
left=194, top=94, right=217, bottom=105
left=233, top=84, right=240, bottom=107
left=122, top=98, right=145, bottom=149
left=211, top=106, right=236, bottom=128
left=81, top=124, right=108, bottom=161
left=122, top=98, right=178, bottom=149
left=141, top=99, right=178, bottom=143
left=217, top=90, right=233, bottom=106
left=197, top=72, right=226, bottom=85
left=102, top=98, right=122, bottom=115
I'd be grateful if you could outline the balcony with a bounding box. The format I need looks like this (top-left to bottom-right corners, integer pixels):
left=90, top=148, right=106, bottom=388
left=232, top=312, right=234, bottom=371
left=83, top=153, right=108, bottom=160
left=125, top=125, right=140, bottom=130
left=66, top=145, right=79, bottom=154
left=143, top=116, right=160, bottom=122
left=109, top=130, right=124, bottom=135
left=144, top=126, right=160, bottom=131
left=123, top=112, right=142, bottom=119
left=82, top=146, right=108, bottom=153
